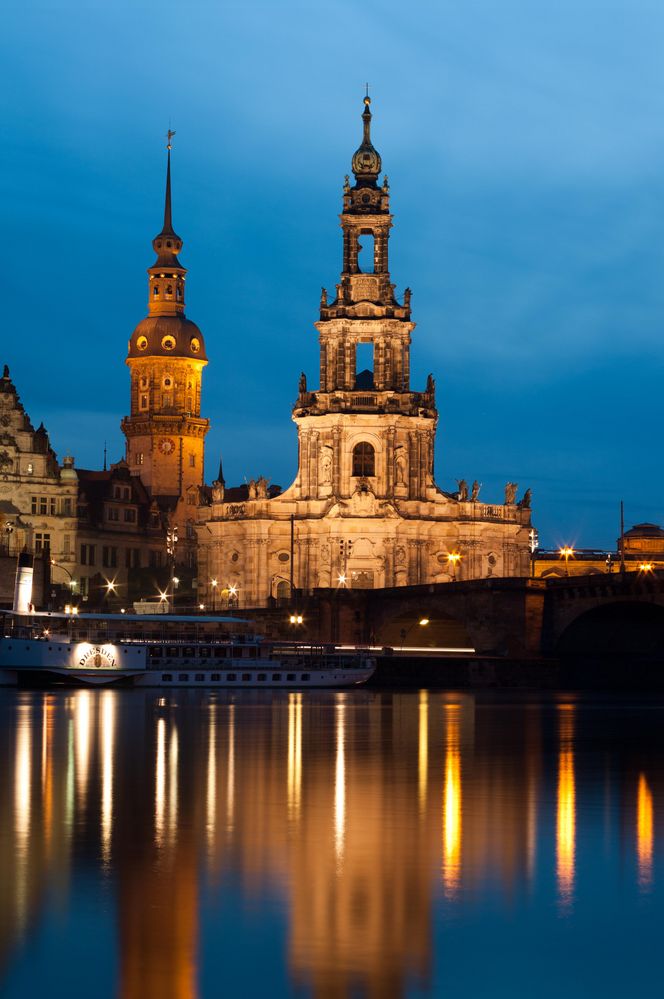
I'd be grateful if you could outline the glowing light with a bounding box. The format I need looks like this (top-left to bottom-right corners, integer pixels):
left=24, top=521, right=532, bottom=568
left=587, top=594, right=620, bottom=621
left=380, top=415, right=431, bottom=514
left=168, top=724, right=178, bottom=844
left=334, top=699, right=346, bottom=867
left=100, top=691, right=115, bottom=863
left=75, top=691, right=91, bottom=803
left=206, top=703, right=217, bottom=853
left=228, top=584, right=238, bottom=596
left=226, top=704, right=235, bottom=833
left=15, top=703, right=32, bottom=932
left=158, top=590, right=168, bottom=603
left=155, top=717, right=166, bottom=847
left=442, top=704, right=462, bottom=898
left=637, top=773, right=653, bottom=890
left=199, top=603, right=205, bottom=611
left=337, top=574, right=346, bottom=586
left=211, top=578, right=218, bottom=588
left=419, top=618, right=429, bottom=626
left=418, top=690, right=428, bottom=814
left=556, top=705, right=576, bottom=910
left=639, top=562, right=654, bottom=574
left=287, top=692, right=303, bottom=822
left=105, top=580, right=116, bottom=593
left=289, top=614, right=304, bottom=625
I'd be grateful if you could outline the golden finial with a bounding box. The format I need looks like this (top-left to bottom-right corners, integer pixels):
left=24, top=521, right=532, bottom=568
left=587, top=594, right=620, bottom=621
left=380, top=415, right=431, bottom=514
left=166, top=128, right=176, bottom=150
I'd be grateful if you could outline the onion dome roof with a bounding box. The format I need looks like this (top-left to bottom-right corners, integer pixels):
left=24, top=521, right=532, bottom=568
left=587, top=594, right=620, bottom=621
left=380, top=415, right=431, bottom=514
left=351, top=96, right=382, bottom=185
left=127, top=315, right=207, bottom=361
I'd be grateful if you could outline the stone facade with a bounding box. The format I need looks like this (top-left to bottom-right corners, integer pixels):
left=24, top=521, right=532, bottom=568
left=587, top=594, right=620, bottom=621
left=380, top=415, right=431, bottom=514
left=197, top=99, right=533, bottom=609
left=121, top=141, right=209, bottom=558
left=0, top=366, right=78, bottom=583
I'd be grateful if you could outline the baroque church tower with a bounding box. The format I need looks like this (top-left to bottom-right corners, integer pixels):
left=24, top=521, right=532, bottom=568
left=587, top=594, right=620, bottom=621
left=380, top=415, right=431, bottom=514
left=198, top=99, right=532, bottom=608
left=293, top=94, right=435, bottom=506
left=121, top=137, right=209, bottom=531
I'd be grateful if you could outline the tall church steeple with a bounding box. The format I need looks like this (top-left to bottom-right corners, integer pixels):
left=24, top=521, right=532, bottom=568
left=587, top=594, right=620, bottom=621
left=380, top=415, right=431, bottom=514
left=121, top=137, right=209, bottom=526
left=291, top=96, right=436, bottom=503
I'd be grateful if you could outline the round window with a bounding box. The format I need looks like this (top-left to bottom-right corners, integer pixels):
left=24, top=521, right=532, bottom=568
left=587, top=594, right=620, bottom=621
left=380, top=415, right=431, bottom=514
left=164, top=378, right=172, bottom=388
left=278, top=552, right=289, bottom=563
left=231, top=552, right=239, bottom=563
left=136, top=336, right=148, bottom=351
left=161, top=335, right=176, bottom=351
left=190, top=337, right=200, bottom=354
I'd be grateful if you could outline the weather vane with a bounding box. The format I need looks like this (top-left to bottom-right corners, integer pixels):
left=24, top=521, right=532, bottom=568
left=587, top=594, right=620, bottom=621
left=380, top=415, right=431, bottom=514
left=166, top=128, right=176, bottom=150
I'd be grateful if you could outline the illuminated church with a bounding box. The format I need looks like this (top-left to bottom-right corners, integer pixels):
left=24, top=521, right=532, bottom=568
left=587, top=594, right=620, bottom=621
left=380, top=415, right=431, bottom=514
left=196, top=98, right=533, bottom=607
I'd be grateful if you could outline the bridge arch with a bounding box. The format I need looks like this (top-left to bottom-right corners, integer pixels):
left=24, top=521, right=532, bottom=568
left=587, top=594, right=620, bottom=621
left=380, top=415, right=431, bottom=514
left=555, top=600, right=664, bottom=658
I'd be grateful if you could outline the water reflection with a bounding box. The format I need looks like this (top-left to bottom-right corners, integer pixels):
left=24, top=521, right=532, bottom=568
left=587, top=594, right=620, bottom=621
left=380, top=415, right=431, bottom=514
left=556, top=704, right=576, bottom=910
left=0, top=690, right=662, bottom=997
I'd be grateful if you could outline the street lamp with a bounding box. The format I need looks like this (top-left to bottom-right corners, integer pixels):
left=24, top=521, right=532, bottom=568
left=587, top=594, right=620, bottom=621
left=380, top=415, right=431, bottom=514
left=50, top=558, right=77, bottom=606
left=639, top=562, right=654, bottom=574
left=400, top=617, right=429, bottom=649
left=559, top=546, right=575, bottom=576
left=289, top=613, right=303, bottom=625
left=210, top=578, right=218, bottom=613
left=446, top=552, right=462, bottom=581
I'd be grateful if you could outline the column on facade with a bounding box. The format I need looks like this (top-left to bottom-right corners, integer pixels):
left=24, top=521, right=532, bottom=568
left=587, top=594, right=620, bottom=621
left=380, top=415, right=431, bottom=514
left=402, top=338, right=410, bottom=391
left=332, top=426, right=342, bottom=497
left=374, top=338, right=384, bottom=390
left=309, top=431, right=319, bottom=498
left=385, top=427, right=395, bottom=498
left=300, top=430, right=310, bottom=498
left=319, top=342, right=328, bottom=392
left=408, top=432, right=417, bottom=500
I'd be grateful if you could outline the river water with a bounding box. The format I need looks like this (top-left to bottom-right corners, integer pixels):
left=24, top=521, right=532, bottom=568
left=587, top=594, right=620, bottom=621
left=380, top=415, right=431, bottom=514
left=0, top=688, right=662, bottom=997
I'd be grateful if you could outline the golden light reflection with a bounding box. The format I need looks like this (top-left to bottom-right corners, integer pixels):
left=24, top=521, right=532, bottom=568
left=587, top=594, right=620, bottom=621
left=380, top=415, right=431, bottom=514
left=287, top=692, right=303, bottom=822
left=100, top=691, right=115, bottom=863
left=637, top=773, right=653, bottom=890
left=206, top=703, right=217, bottom=852
left=42, top=699, right=55, bottom=854
left=556, top=705, right=576, bottom=909
left=14, top=703, right=32, bottom=933
left=168, top=724, right=178, bottom=846
left=334, top=699, right=346, bottom=868
left=226, top=704, right=235, bottom=834
left=442, top=704, right=461, bottom=898
left=75, top=691, right=92, bottom=804
left=418, top=690, right=429, bottom=814
left=155, top=716, right=166, bottom=848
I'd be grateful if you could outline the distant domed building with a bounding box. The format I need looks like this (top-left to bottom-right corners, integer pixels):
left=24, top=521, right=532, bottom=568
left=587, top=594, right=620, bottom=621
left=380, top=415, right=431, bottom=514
left=197, top=98, right=534, bottom=608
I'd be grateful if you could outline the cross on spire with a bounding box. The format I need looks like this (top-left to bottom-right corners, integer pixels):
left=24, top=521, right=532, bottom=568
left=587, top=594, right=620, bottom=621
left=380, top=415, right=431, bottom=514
left=166, top=128, right=176, bottom=150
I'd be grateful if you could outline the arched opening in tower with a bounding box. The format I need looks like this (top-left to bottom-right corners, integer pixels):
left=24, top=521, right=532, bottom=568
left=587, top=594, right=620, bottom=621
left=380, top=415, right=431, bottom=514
left=357, top=232, right=375, bottom=273
left=355, top=342, right=374, bottom=390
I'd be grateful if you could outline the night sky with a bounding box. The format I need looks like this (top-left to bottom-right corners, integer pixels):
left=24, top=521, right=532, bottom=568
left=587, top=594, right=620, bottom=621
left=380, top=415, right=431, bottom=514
left=3, top=0, right=664, bottom=549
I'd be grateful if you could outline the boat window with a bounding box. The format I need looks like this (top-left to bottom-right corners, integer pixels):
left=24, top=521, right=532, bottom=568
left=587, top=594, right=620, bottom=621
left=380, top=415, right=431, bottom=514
left=195, top=673, right=204, bottom=681
left=242, top=673, right=250, bottom=681
left=166, top=647, right=178, bottom=657
left=185, top=647, right=195, bottom=658
left=272, top=674, right=281, bottom=681
left=211, top=673, right=220, bottom=681
left=301, top=674, right=310, bottom=681
left=257, top=673, right=266, bottom=681
left=178, top=673, right=189, bottom=681
left=151, top=648, right=163, bottom=658
left=227, top=674, right=236, bottom=681
left=287, top=673, right=295, bottom=681
left=200, top=647, right=211, bottom=658
left=162, top=674, right=172, bottom=681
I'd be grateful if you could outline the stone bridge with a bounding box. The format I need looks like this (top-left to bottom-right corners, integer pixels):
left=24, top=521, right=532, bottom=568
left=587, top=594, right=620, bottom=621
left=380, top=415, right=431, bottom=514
left=262, top=571, right=664, bottom=659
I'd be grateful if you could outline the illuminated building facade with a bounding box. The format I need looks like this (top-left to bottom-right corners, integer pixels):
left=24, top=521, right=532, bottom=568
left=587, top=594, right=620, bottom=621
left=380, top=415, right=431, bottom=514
left=198, top=99, right=533, bottom=607
left=0, top=366, right=78, bottom=600
left=121, top=138, right=209, bottom=554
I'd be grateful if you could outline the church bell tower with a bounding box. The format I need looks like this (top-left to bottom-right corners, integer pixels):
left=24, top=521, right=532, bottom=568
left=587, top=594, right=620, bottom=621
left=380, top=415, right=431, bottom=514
left=121, top=135, right=209, bottom=521
left=292, top=96, right=437, bottom=503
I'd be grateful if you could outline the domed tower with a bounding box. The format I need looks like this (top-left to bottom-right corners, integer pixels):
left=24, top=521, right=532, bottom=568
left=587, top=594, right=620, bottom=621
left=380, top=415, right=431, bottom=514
left=121, top=136, right=209, bottom=520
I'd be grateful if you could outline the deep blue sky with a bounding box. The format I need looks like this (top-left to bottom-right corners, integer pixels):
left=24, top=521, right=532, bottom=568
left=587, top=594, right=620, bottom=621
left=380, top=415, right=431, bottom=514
left=2, top=1, right=664, bottom=548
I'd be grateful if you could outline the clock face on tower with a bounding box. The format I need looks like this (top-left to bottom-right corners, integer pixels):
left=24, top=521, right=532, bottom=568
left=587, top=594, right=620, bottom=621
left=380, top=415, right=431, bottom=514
left=158, top=437, right=176, bottom=455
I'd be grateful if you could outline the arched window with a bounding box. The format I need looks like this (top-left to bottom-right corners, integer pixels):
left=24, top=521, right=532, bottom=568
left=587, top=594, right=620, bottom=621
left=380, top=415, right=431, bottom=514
left=352, top=441, right=375, bottom=477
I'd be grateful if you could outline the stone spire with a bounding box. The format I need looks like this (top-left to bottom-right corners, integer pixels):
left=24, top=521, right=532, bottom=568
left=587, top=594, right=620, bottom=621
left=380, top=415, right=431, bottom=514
left=351, top=94, right=382, bottom=187
left=148, top=134, right=186, bottom=316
